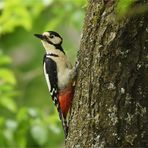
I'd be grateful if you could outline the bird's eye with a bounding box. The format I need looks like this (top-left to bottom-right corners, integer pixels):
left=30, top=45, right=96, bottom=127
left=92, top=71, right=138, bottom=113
left=50, top=35, right=54, bottom=38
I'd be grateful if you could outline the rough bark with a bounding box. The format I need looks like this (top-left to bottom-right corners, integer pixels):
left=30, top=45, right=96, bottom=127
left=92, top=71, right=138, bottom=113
left=66, top=0, right=148, bottom=147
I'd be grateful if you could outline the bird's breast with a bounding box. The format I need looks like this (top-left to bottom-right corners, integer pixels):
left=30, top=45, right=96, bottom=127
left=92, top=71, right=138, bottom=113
left=58, top=68, right=72, bottom=89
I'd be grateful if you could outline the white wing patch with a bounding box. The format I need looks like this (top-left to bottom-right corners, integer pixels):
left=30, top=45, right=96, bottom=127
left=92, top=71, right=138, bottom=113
left=43, top=62, right=51, bottom=91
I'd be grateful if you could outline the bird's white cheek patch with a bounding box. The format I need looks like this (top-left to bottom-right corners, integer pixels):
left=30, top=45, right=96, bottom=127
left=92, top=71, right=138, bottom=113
left=51, top=37, right=61, bottom=45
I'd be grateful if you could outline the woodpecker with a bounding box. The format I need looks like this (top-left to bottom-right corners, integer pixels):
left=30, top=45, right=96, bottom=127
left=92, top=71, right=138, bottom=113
left=34, top=31, right=76, bottom=138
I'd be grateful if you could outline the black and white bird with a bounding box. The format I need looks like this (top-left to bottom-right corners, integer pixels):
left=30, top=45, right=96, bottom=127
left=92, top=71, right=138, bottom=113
left=34, top=31, right=77, bottom=138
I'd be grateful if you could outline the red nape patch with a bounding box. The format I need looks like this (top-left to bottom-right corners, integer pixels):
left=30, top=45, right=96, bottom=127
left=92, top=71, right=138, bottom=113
left=58, top=87, right=74, bottom=118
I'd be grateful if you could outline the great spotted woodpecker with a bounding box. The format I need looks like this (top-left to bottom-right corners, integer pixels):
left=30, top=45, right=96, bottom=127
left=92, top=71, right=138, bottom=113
left=34, top=31, right=76, bottom=138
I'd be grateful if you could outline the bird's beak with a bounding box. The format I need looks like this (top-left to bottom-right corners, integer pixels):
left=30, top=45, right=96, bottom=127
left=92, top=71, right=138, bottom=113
left=34, top=34, right=44, bottom=40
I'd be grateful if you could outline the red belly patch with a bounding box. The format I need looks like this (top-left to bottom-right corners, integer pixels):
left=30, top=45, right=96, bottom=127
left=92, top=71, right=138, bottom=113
left=58, top=87, right=74, bottom=118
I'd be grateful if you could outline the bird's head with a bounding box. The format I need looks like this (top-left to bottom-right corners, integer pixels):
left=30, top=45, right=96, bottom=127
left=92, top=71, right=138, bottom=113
left=34, top=31, right=64, bottom=53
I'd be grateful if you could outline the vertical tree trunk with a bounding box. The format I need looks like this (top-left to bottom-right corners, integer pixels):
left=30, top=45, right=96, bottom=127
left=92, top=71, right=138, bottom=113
left=66, top=0, right=148, bottom=147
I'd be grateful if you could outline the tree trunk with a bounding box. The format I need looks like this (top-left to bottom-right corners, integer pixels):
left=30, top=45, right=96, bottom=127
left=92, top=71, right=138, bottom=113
left=66, top=0, right=148, bottom=147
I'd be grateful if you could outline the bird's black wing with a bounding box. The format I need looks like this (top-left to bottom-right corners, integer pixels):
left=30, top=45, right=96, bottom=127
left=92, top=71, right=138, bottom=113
left=44, top=56, right=59, bottom=105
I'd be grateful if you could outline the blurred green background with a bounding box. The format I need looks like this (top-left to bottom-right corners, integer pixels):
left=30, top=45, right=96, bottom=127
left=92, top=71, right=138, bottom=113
left=0, top=0, right=86, bottom=147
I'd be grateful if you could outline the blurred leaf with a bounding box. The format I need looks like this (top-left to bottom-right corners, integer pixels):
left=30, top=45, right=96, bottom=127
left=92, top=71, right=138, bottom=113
left=73, top=0, right=87, bottom=7
left=3, top=129, right=14, bottom=144
left=15, top=129, right=27, bottom=148
left=0, top=55, right=12, bottom=65
left=0, top=0, right=46, bottom=34
left=45, top=110, right=59, bottom=124
left=28, top=108, right=38, bottom=118
left=0, top=117, right=5, bottom=126
left=0, top=68, right=16, bottom=85
left=0, top=97, right=17, bottom=112
left=0, top=132, right=6, bottom=146
left=49, top=124, right=60, bottom=134
left=116, top=0, right=134, bottom=16
left=31, top=124, right=48, bottom=145
left=44, top=17, right=63, bottom=31
left=0, top=84, right=13, bottom=92
left=0, top=1, right=4, bottom=10
left=6, top=119, right=18, bottom=131
left=70, top=10, right=84, bottom=29
left=17, top=107, right=28, bottom=121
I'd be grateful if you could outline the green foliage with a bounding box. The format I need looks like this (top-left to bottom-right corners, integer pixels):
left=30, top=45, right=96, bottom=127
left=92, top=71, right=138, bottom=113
left=0, top=52, right=17, bottom=112
left=0, top=0, right=86, bottom=147
left=0, top=51, right=64, bottom=147
left=0, top=0, right=45, bottom=34
left=116, top=0, right=134, bottom=17
left=0, top=0, right=86, bottom=34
